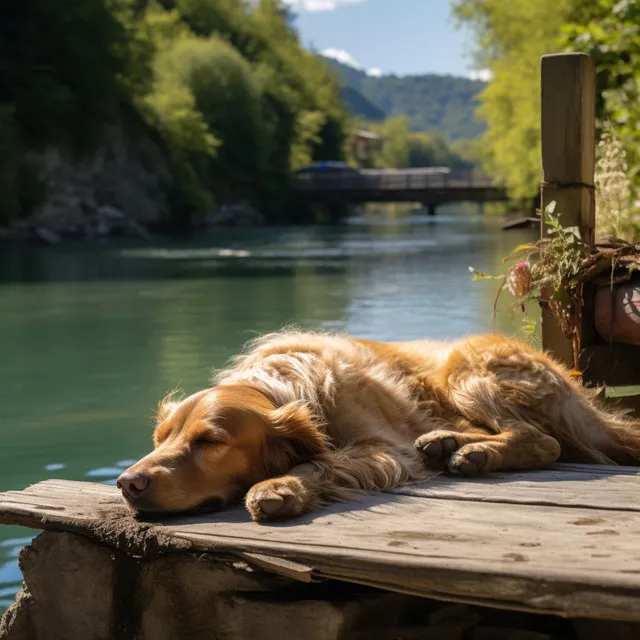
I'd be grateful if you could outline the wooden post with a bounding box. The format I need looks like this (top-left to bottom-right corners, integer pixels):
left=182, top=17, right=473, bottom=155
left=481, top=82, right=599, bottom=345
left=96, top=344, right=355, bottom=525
left=540, top=53, right=596, bottom=367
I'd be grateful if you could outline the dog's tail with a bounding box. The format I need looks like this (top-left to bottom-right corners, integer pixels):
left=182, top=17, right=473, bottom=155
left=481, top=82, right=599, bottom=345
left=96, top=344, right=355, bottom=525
left=555, top=382, right=640, bottom=465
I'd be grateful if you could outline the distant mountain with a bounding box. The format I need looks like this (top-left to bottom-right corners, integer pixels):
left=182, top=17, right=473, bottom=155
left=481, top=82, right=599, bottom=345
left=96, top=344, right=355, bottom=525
left=340, top=85, right=385, bottom=122
left=324, top=58, right=486, bottom=141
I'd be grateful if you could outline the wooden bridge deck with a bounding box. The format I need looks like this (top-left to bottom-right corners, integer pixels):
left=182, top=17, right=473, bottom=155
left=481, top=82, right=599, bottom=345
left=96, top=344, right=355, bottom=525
left=2, top=463, right=640, bottom=622
left=293, top=169, right=508, bottom=205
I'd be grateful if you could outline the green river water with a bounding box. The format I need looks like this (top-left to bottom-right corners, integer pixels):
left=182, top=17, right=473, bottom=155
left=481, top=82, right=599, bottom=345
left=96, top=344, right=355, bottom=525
left=0, top=209, right=536, bottom=609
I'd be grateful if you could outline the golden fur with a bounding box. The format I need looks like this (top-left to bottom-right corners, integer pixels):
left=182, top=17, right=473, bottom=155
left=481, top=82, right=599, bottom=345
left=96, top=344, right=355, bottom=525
left=117, top=331, right=640, bottom=521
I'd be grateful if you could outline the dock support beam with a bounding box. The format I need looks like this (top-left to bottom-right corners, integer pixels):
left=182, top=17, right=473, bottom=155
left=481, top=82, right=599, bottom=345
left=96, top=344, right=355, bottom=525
left=540, top=53, right=596, bottom=368
left=426, top=204, right=437, bottom=217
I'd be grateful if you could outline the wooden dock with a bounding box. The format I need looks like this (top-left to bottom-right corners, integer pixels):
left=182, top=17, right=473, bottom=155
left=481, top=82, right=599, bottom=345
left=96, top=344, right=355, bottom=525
left=3, top=463, right=640, bottom=635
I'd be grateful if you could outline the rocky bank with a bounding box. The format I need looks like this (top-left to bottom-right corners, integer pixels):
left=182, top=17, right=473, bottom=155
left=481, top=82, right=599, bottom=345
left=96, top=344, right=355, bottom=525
left=2, top=122, right=265, bottom=244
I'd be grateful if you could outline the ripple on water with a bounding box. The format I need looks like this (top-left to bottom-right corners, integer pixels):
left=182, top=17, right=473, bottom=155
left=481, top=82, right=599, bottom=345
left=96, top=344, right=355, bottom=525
left=45, top=463, right=66, bottom=471
left=0, top=538, right=33, bottom=549
left=86, top=467, right=125, bottom=478
left=116, top=460, right=136, bottom=468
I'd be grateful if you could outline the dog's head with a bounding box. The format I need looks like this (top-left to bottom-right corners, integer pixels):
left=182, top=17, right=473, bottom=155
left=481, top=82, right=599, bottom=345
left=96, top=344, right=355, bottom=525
left=116, top=385, right=327, bottom=514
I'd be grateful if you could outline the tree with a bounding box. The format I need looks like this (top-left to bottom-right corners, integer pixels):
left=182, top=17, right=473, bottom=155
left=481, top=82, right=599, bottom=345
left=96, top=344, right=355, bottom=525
left=452, top=0, right=576, bottom=198
left=563, top=0, right=640, bottom=188
left=371, top=116, right=411, bottom=169
left=0, top=0, right=348, bottom=226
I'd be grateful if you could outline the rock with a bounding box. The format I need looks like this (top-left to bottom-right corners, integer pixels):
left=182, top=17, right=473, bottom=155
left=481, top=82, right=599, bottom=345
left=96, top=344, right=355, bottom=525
left=96, top=205, right=125, bottom=220
left=14, top=117, right=173, bottom=240
left=33, top=227, right=60, bottom=245
left=208, top=201, right=265, bottom=227
left=2, top=531, right=450, bottom=640
left=96, top=220, right=110, bottom=236
left=126, top=220, right=151, bottom=240
left=4, top=531, right=616, bottom=640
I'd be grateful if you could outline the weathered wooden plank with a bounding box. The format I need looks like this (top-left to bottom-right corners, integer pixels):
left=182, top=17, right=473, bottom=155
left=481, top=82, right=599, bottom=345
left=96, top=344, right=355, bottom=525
left=393, top=465, right=640, bottom=511
left=239, top=553, right=317, bottom=583
left=2, top=465, right=640, bottom=531
left=3, top=472, right=640, bottom=620
left=162, top=496, right=640, bottom=620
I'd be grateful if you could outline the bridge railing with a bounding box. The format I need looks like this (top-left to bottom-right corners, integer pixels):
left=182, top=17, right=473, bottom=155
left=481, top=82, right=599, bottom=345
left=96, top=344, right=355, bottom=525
left=293, top=169, right=500, bottom=192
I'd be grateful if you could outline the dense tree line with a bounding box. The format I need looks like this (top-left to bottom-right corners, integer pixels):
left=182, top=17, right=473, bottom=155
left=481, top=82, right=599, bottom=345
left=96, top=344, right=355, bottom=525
left=354, top=116, right=476, bottom=172
left=0, top=0, right=348, bottom=225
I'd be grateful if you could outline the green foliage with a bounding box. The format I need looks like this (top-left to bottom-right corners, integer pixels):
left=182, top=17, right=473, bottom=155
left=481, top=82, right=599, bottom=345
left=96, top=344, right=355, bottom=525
left=593, top=132, right=640, bottom=242
left=325, top=58, right=486, bottom=141
left=1, top=0, right=152, bottom=150
left=0, top=0, right=152, bottom=221
left=562, top=0, right=640, bottom=191
left=340, top=86, right=385, bottom=122
left=0, top=0, right=347, bottom=226
left=453, top=0, right=640, bottom=228
left=153, top=34, right=265, bottom=193
left=471, top=201, right=592, bottom=354
left=408, top=133, right=474, bottom=171
left=371, top=117, right=411, bottom=169
left=290, top=111, right=327, bottom=170
left=0, top=107, right=20, bottom=223
left=364, top=117, right=475, bottom=171
left=452, top=0, right=576, bottom=199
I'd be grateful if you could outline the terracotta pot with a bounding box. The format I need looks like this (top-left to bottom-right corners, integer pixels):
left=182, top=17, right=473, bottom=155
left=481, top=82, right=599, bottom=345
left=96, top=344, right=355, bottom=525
left=594, top=281, right=640, bottom=345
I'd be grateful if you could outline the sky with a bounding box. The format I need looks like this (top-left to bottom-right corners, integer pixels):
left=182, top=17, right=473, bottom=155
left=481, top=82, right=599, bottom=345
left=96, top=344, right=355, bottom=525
left=285, top=0, right=485, bottom=79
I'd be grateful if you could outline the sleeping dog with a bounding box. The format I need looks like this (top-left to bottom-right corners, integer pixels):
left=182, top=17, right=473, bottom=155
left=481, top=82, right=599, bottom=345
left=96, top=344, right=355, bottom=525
left=117, top=331, right=640, bottom=521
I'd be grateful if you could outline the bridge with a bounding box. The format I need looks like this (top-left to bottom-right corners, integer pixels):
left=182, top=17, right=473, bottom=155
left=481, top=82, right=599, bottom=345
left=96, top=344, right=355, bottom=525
left=293, top=167, right=508, bottom=214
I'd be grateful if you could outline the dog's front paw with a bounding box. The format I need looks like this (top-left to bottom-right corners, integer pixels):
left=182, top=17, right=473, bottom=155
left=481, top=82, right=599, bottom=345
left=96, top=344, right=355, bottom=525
left=245, top=477, right=310, bottom=522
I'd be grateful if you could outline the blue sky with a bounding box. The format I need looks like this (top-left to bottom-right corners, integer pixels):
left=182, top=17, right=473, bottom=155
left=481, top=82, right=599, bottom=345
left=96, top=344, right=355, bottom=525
left=286, top=0, right=481, bottom=78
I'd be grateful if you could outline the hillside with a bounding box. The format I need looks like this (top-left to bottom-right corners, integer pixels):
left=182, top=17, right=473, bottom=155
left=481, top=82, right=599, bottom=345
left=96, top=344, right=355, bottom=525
left=0, top=1, right=348, bottom=234
left=325, top=58, right=486, bottom=141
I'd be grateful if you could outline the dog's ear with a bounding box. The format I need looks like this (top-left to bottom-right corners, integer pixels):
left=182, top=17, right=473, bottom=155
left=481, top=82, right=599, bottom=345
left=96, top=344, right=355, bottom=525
left=264, top=402, right=328, bottom=474
left=155, top=396, right=180, bottom=424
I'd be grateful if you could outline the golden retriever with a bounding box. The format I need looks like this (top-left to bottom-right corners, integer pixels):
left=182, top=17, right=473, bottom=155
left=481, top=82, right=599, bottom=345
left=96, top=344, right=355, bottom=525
left=117, top=331, right=640, bottom=521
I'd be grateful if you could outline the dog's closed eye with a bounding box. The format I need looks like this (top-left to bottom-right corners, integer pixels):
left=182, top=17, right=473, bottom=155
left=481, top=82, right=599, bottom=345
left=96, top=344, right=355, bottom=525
left=193, top=435, right=224, bottom=447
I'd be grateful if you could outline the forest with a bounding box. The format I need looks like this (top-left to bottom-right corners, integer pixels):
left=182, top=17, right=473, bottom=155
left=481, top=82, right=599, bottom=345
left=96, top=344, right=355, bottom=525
left=0, top=0, right=348, bottom=227
left=3, top=0, right=636, bottom=237
left=0, top=0, right=490, bottom=233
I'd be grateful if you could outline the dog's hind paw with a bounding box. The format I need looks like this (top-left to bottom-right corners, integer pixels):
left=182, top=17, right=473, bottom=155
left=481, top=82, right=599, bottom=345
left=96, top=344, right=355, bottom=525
left=245, top=476, right=310, bottom=522
left=447, top=449, right=488, bottom=477
left=415, top=431, right=489, bottom=477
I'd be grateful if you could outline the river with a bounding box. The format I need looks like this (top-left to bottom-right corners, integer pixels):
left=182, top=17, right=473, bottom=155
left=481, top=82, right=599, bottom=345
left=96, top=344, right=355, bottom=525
left=0, top=208, right=536, bottom=610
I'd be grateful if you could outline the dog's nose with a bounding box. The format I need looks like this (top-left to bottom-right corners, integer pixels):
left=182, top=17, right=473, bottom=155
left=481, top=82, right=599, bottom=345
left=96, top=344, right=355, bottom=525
left=116, top=471, right=150, bottom=497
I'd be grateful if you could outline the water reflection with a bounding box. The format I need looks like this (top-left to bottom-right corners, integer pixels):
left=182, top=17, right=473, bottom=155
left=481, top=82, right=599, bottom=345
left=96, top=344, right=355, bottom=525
left=0, top=210, right=536, bottom=610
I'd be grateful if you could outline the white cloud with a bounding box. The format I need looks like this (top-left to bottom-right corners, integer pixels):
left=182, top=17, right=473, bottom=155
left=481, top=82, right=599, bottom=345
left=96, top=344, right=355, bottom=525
left=284, top=0, right=366, bottom=11
left=468, top=69, right=492, bottom=82
left=366, top=67, right=382, bottom=78
left=322, top=48, right=362, bottom=69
